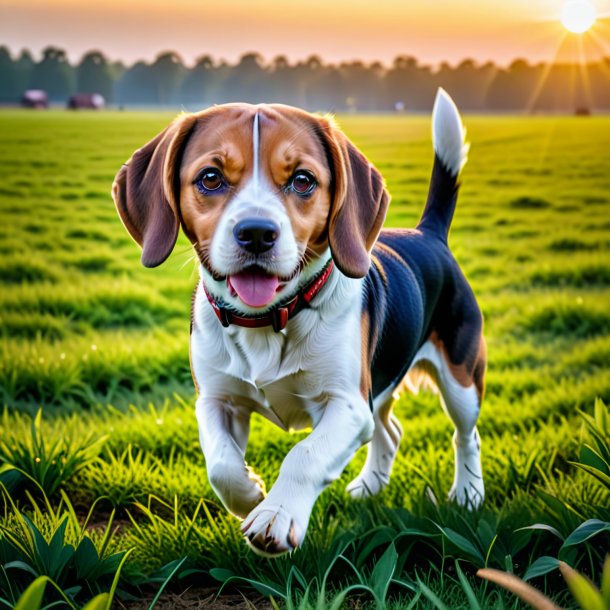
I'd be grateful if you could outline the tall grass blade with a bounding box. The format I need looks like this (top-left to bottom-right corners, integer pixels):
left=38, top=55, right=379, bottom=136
left=416, top=577, right=450, bottom=610
left=455, top=561, right=482, bottom=610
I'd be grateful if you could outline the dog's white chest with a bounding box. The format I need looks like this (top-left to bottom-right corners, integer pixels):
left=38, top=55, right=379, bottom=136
left=222, top=311, right=331, bottom=429
left=257, top=370, right=328, bottom=430
left=192, top=281, right=364, bottom=431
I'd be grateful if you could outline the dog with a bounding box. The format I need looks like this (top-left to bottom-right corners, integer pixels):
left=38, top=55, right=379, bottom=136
left=112, top=88, right=486, bottom=556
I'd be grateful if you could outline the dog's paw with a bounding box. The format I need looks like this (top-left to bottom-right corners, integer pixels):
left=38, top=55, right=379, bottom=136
left=346, top=469, right=388, bottom=499
left=449, top=480, right=484, bottom=509
left=241, top=503, right=303, bottom=556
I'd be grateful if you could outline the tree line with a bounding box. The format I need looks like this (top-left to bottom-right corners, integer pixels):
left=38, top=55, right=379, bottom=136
left=1, top=45, right=610, bottom=112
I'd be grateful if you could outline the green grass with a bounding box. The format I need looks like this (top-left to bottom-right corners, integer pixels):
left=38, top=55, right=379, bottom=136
left=0, top=110, right=609, bottom=608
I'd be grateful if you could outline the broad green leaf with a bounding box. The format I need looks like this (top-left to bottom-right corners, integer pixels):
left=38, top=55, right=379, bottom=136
left=209, top=567, right=236, bottom=583
left=578, top=445, right=609, bottom=474
left=432, top=524, right=485, bottom=566
left=517, top=523, right=564, bottom=540
left=570, top=462, right=610, bottom=488
left=369, top=543, right=397, bottom=603
left=73, top=537, right=102, bottom=581
left=523, top=556, right=561, bottom=581
left=14, top=576, right=47, bottom=610
left=562, top=520, right=610, bottom=548
left=356, top=526, right=394, bottom=566
left=4, top=560, right=40, bottom=578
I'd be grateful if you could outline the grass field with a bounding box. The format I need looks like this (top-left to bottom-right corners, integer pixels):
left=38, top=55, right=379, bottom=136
left=0, top=110, right=609, bottom=609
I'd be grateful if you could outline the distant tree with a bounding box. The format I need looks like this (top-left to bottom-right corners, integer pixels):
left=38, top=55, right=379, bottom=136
left=76, top=50, right=114, bottom=101
left=29, top=46, right=75, bottom=101
left=17, top=49, right=34, bottom=72
left=110, top=60, right=126, bottom=82
left=589, top=59, right=610, bottom=109
left=438, top=59, right=497, bottom=111
left=385, top=55, right=434, bottom=111
left=150, top=51, right=186, bottom=105
left=2, top=42, right=610, bottom=112
left=14, top=49, right=34, bottom=97
left=306, top=61, right=347, bottom=111
left=219, top=52, right=269, bottom=103
left=268, top=55, right=302, bottom=106
left=341, top=61, right=384, bottom=111
left=0, top=46, right=20, bottom=102
left=114, top=61, right=156, bottom=105
left=180, top=54, right=215, bottom=108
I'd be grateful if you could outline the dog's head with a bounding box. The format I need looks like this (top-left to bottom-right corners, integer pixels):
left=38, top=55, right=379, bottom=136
left=112, top=104, right=389, bottom=312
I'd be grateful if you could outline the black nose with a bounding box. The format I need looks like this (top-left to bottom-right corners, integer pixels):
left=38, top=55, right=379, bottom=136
left=233, top=219, right=279, bottom=254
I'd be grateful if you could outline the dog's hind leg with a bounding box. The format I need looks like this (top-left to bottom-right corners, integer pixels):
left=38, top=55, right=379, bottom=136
left=440, top=371, right=484, bottom=508
left=346, top=388, right=403, bottom=498
left=414, top=335, right=486, bottom=508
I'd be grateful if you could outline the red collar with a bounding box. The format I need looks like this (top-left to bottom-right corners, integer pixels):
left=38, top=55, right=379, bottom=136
left=203, top=260, right=335, bottom=332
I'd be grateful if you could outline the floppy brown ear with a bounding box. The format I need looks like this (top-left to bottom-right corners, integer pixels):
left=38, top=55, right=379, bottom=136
left=112, top=114, right=198, bottom=267
left=318, top=123, right=390, bottom=278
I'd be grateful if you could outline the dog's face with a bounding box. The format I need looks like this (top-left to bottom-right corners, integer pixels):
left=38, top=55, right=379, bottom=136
left=113, top=104, right=389, bottom=311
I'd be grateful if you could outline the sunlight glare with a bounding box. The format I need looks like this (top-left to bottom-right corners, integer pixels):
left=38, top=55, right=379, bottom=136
left=561, top=0, right=597, bottom=34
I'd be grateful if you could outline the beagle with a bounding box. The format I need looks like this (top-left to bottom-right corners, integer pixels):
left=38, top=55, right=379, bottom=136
left=112, top=89, right=485, bottom=556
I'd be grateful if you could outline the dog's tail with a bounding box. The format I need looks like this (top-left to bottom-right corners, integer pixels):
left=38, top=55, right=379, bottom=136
left=417, top=88, right=469, bottom=242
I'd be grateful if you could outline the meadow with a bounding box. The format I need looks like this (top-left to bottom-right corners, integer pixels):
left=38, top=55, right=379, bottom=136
left=0, top=109, right=609, bottom=609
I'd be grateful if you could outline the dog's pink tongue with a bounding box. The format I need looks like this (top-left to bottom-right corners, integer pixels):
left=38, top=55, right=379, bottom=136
left=229, top=269, right=279, bottom=308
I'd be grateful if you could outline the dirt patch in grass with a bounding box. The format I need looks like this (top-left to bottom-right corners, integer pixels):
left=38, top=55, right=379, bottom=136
left=118, top=589, right=272, bottom=610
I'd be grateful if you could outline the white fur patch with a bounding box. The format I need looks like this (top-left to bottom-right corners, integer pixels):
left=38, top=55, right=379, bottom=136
left=252, top=112, right=260, bottom=189
left=432, top=88, right=469, bottom=176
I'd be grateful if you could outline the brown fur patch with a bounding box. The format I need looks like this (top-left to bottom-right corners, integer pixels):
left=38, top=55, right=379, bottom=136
left=360, top=310, right=373, bottom=400
left=178, top=107, right=256, bottom=266
left=428, top=330, right=486, bottom=397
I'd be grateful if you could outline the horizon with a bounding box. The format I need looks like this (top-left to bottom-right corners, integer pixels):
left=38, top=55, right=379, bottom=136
left=1, top=0, right=610, bottom=69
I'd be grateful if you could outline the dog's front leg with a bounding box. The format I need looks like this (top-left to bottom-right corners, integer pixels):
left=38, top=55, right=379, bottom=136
left=241, top=395, right=373, bottom=556
left=196, top=396, right=265, bottom=519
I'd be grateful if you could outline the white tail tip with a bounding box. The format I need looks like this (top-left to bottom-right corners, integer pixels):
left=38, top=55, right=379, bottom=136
left=432, top=88, right=469, bottom=176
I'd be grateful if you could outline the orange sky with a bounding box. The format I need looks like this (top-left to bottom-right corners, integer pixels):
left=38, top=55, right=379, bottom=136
left=1, top=0, right=609, bottom=66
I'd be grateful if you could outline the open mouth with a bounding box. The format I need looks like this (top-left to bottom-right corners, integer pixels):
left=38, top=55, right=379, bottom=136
left=227, top=266, right=282, bottom=308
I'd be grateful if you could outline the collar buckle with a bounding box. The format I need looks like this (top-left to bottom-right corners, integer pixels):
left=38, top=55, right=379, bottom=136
left=271, top=307, right=289, bottom=332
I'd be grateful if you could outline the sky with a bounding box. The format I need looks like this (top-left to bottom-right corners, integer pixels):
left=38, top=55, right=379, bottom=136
left=1, top=0, right=609, bottom=67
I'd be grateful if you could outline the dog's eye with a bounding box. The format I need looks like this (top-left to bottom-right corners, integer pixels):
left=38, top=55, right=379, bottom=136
left=195, top=168, right=225, bottom=193
left=290, top=171, right=316, bottom=197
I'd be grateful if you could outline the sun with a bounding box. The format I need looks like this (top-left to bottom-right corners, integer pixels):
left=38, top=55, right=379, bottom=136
left=561, top=0, right=597, bottom=33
